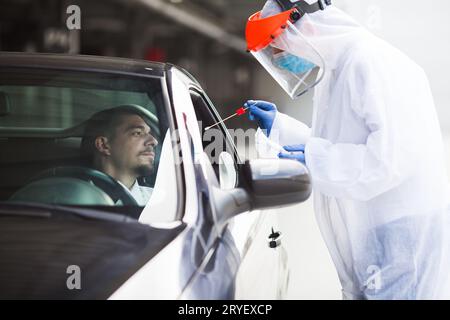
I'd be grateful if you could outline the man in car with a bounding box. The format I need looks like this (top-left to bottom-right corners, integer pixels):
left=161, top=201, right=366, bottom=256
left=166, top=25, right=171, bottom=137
left=80, top=105, right=158, bottom=206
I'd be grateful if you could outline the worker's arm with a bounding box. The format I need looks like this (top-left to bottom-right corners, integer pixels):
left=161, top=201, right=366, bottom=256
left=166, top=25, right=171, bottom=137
left=246, top=100, right=311, bottom=158
left=255, top=112, right=311, bottom=159
left=269, top=112, right=311, bottom=146
left=304, top=74, right=419, bottom=201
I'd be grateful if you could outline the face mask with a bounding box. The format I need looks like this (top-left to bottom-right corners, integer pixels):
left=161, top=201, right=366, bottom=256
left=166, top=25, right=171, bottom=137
left=272, top=52, right=316, bottom=74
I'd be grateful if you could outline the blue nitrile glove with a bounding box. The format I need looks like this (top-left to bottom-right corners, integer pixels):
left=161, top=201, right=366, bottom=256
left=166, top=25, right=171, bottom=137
left=244, top=100, right=277, bottom=136
left=278, top=144, right=306, bottom=165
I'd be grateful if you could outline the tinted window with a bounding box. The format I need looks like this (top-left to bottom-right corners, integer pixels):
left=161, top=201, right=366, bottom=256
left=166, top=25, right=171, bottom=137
left=0, top=68, right=177, bottom=218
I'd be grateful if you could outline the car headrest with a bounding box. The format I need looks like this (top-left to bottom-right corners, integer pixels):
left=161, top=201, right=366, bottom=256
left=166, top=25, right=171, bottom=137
left=0, top=92, right=11, bottom=116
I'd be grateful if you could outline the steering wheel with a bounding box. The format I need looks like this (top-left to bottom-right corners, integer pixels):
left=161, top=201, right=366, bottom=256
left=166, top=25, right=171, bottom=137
left=24, top=166, right=138, bottom=206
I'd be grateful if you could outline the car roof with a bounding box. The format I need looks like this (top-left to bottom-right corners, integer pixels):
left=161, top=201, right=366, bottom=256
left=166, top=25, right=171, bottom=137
left=0, top=52, right=170, bottom=78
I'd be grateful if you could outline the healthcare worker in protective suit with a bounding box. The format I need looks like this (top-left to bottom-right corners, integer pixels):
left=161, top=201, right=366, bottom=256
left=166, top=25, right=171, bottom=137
left=245, top=0, right=450, bottom=299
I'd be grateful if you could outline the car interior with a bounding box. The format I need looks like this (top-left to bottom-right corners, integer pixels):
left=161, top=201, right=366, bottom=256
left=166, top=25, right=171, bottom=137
left=0, top=68, right=166, bottom=218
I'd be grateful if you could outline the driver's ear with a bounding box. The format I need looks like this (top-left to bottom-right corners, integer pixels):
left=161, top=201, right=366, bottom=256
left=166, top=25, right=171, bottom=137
left=94, top=136, right=111, bottom=156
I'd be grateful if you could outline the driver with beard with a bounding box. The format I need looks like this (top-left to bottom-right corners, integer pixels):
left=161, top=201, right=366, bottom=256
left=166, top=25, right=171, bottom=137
left=80, top=105, right=158, bottom=206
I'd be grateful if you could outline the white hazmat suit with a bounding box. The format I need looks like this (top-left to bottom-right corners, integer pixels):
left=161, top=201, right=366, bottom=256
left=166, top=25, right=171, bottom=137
left=257, top=1, right=450, bottom=299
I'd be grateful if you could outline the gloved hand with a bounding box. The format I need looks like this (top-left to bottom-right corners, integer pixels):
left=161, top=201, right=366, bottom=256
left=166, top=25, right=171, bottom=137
left=244, top=100, right=277, bottom=136
left=278, top=144, right=306, bottom=165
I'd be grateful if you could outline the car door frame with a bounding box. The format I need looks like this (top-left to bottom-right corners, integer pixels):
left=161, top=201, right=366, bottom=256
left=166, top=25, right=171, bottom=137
left=174, top=68, right=288, bottom=299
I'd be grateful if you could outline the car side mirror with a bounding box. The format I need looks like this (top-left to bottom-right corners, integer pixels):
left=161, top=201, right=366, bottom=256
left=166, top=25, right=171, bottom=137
left=240, top=159, right=312, bottom=210
left=202, top=155, right=312, bottom=232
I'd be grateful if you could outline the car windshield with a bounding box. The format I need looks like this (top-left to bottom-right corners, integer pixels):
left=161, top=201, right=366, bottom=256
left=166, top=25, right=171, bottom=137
left=0, top=67, right=176, bottom=218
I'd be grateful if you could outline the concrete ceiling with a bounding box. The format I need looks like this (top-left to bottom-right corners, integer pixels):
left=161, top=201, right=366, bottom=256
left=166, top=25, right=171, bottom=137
left=183, top=0, right=263, bottom=34
left=131, top=0, right=265, bottom=52
left=0, top=0, right=267, bottom=54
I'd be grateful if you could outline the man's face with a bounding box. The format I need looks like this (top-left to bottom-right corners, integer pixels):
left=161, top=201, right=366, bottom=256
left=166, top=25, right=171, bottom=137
left=107, top=114, right=158, bottom=176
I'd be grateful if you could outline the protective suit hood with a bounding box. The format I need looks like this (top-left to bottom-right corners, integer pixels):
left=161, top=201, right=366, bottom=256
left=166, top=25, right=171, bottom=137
left=261, top=0, right=367, bottom=70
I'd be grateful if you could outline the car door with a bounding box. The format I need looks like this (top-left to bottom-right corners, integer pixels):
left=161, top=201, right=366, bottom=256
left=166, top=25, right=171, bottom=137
left=111, top=66, right=247, bottom=300
left=0, top=62, right=192, bottom=299
left=178, top=73, right=289, bottom=299
left=111, top=66, right=307, bottom=300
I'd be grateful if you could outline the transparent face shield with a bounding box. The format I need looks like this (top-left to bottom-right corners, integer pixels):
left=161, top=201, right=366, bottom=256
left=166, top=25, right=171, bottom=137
left=251, top=21, right=325, bottom=99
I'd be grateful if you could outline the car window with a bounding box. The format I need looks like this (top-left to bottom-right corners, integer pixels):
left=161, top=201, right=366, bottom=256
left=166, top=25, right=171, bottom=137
left=0, top=67, right=179, bottom=220
left=189, top=89, right=238, bottom=186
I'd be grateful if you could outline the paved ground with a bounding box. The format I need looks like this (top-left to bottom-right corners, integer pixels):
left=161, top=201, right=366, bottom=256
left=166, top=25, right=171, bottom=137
left=277, top=199, right=342, bottom=299
left=236, top=142, right=341, bottom=299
